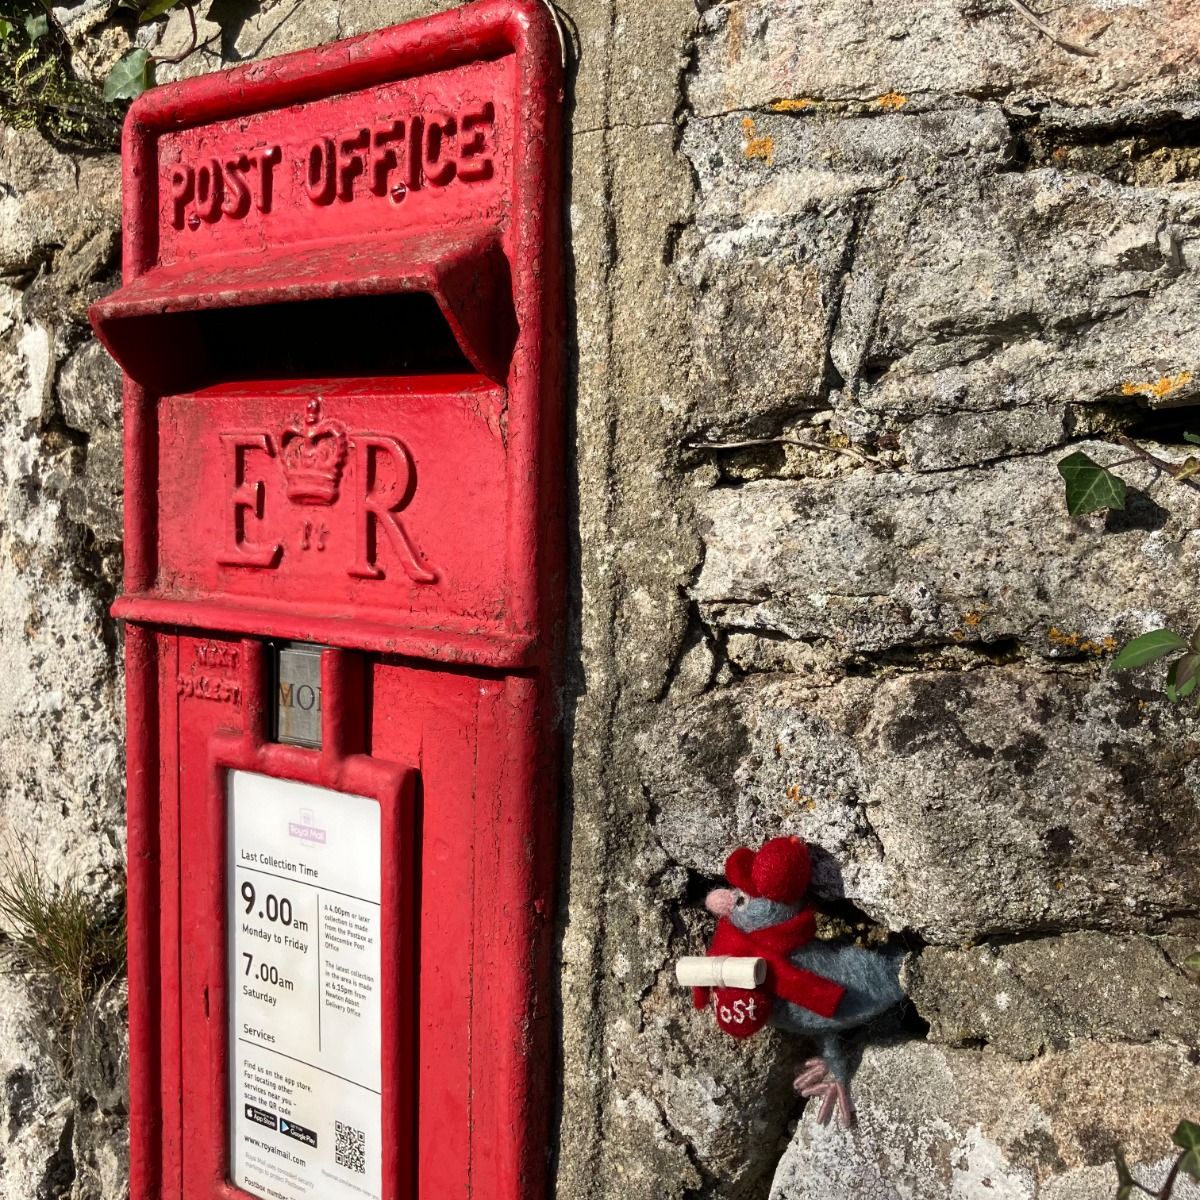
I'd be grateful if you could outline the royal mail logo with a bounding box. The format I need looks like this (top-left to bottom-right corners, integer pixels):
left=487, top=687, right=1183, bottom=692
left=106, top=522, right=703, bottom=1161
left=288, top=808, right=327, bottom=845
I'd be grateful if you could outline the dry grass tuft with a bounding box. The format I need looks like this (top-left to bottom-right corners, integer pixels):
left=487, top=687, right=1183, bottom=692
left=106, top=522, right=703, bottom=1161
left=0, top=838, right=125, bottom=1027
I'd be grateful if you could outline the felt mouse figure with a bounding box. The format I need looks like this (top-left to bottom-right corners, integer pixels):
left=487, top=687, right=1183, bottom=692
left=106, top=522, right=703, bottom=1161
left=693, top=836, right=904, bottom=1127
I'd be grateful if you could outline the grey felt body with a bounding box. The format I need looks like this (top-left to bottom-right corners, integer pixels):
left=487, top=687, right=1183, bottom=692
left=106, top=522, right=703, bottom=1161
left=770, top=942, right=905, bottom=1036
left=729, top=895, right=905, bottom=1082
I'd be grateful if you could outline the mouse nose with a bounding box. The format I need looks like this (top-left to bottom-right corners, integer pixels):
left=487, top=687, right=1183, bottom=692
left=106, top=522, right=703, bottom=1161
left=705, top=888, right=736, bottom=917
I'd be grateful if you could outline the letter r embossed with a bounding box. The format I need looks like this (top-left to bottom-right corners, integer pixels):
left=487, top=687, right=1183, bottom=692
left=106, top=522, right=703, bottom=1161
left=217, top=433, right=282, bottom=568
left=348, top=435, right=435, bottom=583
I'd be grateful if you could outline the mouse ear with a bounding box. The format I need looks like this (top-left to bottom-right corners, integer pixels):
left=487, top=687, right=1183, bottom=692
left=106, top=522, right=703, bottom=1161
left=724, top=847, right=756, bottom=894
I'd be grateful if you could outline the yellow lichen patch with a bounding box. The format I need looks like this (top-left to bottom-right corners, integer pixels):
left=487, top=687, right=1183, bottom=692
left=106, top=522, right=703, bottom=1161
left=785, top=784, right=816, bottom=810
left=741, top=117, right=775, bottom=164
left=1121, top=370, right=1194, bottom=400
left=771, top=98, right=812, bottom=112
left=1047, top=627, right=1116, bottom=656
left=951, top=605, right=990, bottom=639
left=876, top=91, right=908, bottom=111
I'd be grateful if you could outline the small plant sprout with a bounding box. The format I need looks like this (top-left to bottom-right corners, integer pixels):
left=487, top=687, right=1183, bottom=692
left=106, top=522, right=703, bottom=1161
left=1108, top=628, right=1200, bottom=704
left=1058, top=435, right=1200, bottom=703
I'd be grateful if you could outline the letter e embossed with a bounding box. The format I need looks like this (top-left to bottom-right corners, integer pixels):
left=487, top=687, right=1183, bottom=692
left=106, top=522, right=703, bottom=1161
left=217, top=433, right=282, bottom=569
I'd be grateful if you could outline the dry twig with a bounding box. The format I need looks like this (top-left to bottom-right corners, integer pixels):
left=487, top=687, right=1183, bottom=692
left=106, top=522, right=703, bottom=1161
left=1114, top=434, right=1200, bottom=493
left=156, top=2, right=199, bottom=65
left=1005, top=0, right=1100, bottom=58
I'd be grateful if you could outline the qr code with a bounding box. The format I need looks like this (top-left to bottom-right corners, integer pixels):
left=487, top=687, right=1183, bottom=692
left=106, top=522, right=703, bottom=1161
left=334, top=1121, right=365, bottom=1174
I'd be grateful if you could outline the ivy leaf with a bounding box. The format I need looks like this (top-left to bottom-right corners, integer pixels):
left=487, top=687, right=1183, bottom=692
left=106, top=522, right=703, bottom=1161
left=23, top=12, right=48, bottom=39
left=1057, top=451, right=1128, bottom=516
left=1111, top=630, right=1188, bottom=671
left=1183, top=951, right=1200, bottom=972
left=103, top=47, right=154, bottom=101
left=1166, top=657, right=1199, bottom=704
left=1175, top=652, right=1200, bottom=691
left=138, top=0, right=182, bottom=23
left=1114, top=1149, right=1134, bottom=1200
left=1172, top=1121, right=1200, bottom=1180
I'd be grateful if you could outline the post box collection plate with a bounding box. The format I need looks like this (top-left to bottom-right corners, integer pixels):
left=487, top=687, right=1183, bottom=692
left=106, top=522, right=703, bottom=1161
left=228, top=771, right=382, bottom=1199
left=89, top=4, right=564, bottom=1199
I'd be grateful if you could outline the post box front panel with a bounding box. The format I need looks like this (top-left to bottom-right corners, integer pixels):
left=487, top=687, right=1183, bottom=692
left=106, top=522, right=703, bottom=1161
left=156, top=378, right=512, bottom=632
left=155, top=56, right=511, bottom=266
left=170, top=638, right=537, bottom=1200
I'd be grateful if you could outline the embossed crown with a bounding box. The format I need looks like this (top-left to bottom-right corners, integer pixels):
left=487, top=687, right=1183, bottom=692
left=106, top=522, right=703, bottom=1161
left=280, top=400, right=347, bottom=506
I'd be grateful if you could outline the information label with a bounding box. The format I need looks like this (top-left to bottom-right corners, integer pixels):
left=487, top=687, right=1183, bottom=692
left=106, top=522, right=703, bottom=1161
left=228, top=770, right=382, bottom=1200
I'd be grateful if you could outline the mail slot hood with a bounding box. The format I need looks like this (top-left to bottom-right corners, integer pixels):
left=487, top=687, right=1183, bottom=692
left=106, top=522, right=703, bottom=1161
left=91, top=224, right=516, bottom=392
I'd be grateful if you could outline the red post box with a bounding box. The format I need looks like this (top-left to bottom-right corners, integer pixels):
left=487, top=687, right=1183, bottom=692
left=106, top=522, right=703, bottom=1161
left=89, top=4, right=564, bottom=1198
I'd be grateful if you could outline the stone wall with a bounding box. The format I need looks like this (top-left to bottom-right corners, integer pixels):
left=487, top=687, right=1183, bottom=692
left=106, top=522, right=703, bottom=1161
left=0, top=117, right=126, bottom=1197
left=0, top=0, right=1198, bottom=1197
left=561, top=1, right=1200, bottom=1197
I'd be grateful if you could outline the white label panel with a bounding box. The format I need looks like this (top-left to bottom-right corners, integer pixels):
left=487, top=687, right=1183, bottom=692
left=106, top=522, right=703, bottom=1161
left=228, top=770, right=382, bottom=1200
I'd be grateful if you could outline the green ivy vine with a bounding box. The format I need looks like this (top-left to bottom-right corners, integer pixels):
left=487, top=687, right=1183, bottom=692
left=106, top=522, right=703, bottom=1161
left=1057, top=442, right=1200, bottom=1197
left=0, top=0, right=218, bottom=150
left=1115, top=1121, right=1200, bottom=1200
left=0, top=0, right=122, bottom=149
left=1058, top=436, right=1200, bottom=703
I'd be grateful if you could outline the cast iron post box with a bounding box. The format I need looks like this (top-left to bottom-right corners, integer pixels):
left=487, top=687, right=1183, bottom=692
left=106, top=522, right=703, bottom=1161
left=88, top=3, right=564, bottom=1198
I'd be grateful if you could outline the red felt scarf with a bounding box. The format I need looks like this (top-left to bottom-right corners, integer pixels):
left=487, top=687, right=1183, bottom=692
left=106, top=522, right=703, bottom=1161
left=693, top=912, right=845, bottom=1039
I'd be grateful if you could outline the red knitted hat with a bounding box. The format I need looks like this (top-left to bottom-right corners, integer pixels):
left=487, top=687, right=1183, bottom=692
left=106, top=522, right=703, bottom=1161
left=724, top=836, right=810, bottom=904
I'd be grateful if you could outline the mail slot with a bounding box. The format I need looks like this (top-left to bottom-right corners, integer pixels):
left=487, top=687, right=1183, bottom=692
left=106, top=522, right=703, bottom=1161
left=89, top=4, right=564, bottom=1198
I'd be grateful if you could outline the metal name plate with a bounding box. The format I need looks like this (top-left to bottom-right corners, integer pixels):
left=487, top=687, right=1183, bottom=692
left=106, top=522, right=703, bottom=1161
left=274, top=644, right=323, bottom=748
left=228, top=770, right=382, bottom=1200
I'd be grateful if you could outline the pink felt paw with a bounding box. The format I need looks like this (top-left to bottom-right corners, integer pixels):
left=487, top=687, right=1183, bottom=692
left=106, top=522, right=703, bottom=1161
left=792, top=1058, right=828, bottom=1093
left=795, top=1058, right=856, bottom=1128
